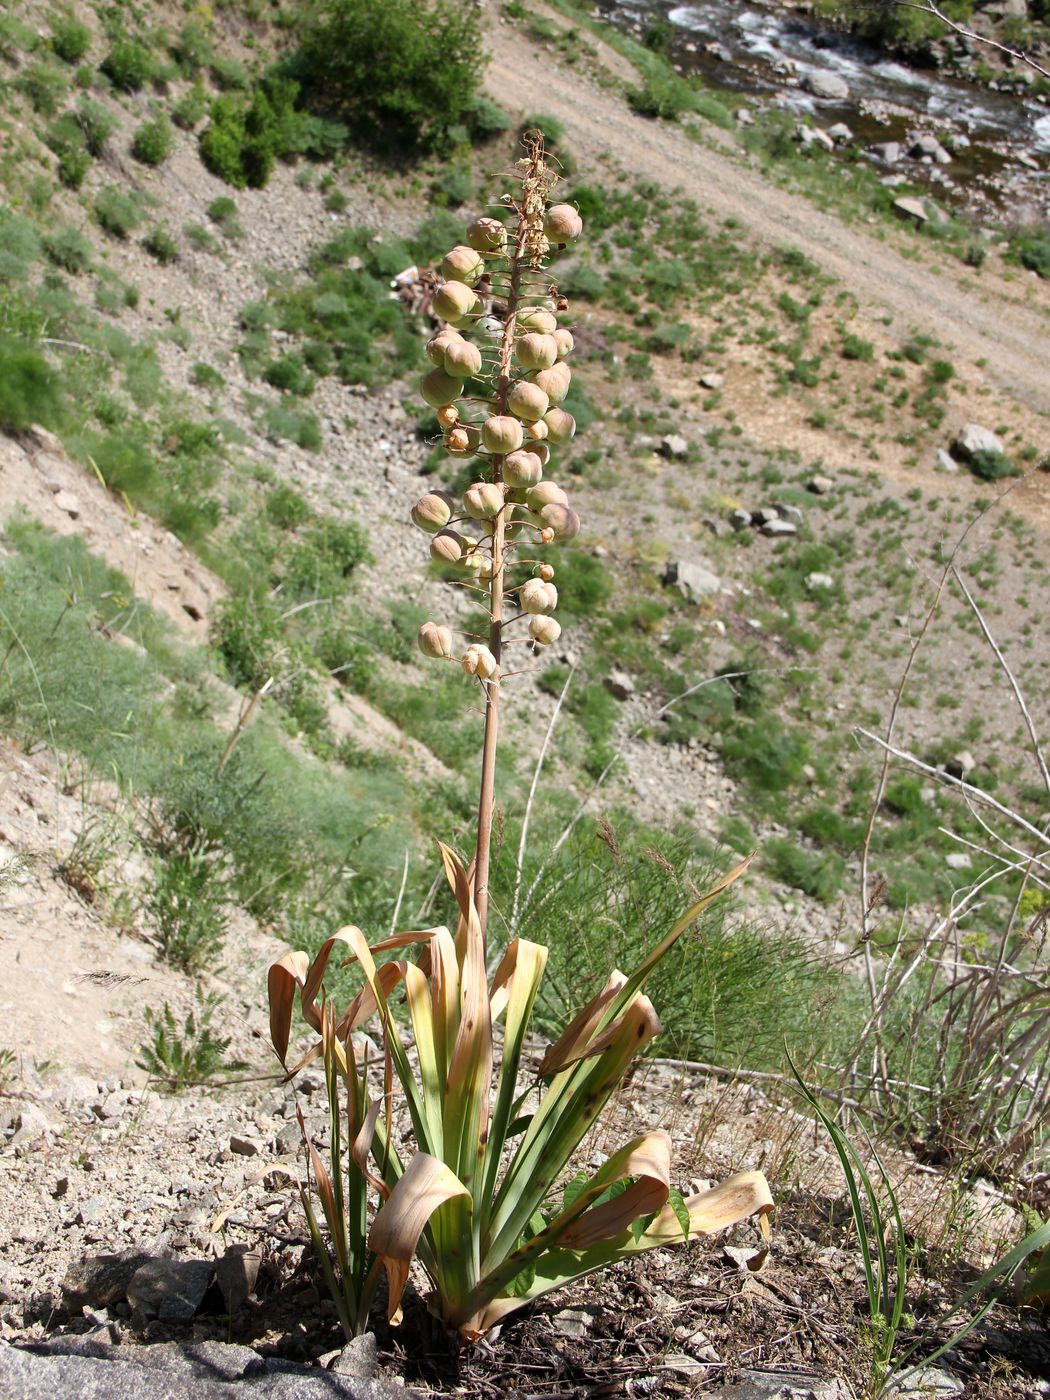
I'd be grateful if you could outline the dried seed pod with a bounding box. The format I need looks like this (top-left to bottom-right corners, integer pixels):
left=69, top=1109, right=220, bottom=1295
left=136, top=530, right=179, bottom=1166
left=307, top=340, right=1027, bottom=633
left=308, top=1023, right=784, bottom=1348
left=462, top=643, right=499, bottom=681
left=466, top=216, right=507, bottom=252
left=527, top=419, right=549, bottom=441
left=446, top=424, right=480, bottom=458
left=529, top=615, right=562, bottom=646
left=517, top=306, right=558, bottom=335
left=441, top=245, right=485, bottom=286
left=538, top=563, right=555, bottom=581
left=443, top=340, right=483, bottom=379
left=433, top=281, right=481, bottom=325
left=436, top=404, right=460, bottom=428
left=430, top=529, right=467, bottom=565
left=420, top=367, right=462, bottom=408
left=463, top=481, right=505, bottom=520
left=507, top=380, right=550, bottom=423
left=515, top=332, right=559, bottom=371
left=543, top=407, right=576, bottom=444
left=531, top=441, right=552, bottom=467
left=520, top=578, right=558, bottom=614
left=481, top=415, right=524, bottom=455
left=504, top=449, right=544, bottom=488
left=526, top=481, right=568, bottom=510
left=544, top=204, right=583, bottom=243
left=426, top=328, right=464, bottom=366
left=460, top=543, right=484, bottom=572
left=531, top=363, right=571, bottom=405
left=412, top=490, right=457, bottom=533
left=539, top=502, right=580, bottom=539
left=552, top=328, right=574, bottom=359
left=418, top=621, right=453, bottom=659
left=540, top=526, right=555, bottom=544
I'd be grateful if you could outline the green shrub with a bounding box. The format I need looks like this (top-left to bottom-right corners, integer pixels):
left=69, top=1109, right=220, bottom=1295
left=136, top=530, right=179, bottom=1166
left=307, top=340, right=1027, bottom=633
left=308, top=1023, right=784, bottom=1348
left=263, top=403, right=322, bottom=449
left=627, top=71, right=697, bottom=122
left=101, top=39, right=153, bottom=91
left=190, top=361, right=225, bottom=390
left=199, top=76, right=298, bottom=188
left=148, top=851, right=227, bottom=972
left=131, top=115, right=174, bottom=165
left=183, top=221, right=217, bottom=252
left=47, top=113, right=91, bottom=188
left=294, top=0, right=484, bottom=147
left=1015, top=235, right=1050, bottom=279
left=265, top=483, right=312, bottom=529
left=469, top=96, right=512, bottom=139
left=76, top=97, right=117, bottom=155
left=842, top=333, right=874, bottom=362
left=170, top=20, right=211, bottom=76
left=50, top=15, right=91, bottom=64
left=210, top=56, right=249, bottom=90
left=968, top=448, right=1021, bottom=482
left=282, top=518, right=371, bottom=599
left=172, top=82, right=208, bottom=129
left=264, top=352, right=314, bottom=395
left=142, top=226, right=178, bottom=263
left=18, top=61, right=69, bottom=115
left=0, top=341, right=64, bottom=432
left=138, top=993, right=239, bottom=1090
left=0, top=14, right=39, bottom=60
left=94, top=186, right=142, bottom=238
left=561, top=262, right=604, bottom=301
left=206, top=195, right=243, bottom=238
left=765, top=838, right=846, bottom=903
left=42, top=224, right=92, bottom=273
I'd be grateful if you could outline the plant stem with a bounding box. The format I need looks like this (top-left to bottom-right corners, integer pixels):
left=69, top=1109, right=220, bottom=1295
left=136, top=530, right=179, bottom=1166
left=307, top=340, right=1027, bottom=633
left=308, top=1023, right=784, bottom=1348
left=473, top=188, right=535, bottom=939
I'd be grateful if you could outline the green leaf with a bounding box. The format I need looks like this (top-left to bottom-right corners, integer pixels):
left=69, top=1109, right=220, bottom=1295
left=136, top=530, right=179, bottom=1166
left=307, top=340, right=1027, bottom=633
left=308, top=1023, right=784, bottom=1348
left=667, top=1187, right=690, bottom=1243
left=562, top=1171, right=589, bottom=1212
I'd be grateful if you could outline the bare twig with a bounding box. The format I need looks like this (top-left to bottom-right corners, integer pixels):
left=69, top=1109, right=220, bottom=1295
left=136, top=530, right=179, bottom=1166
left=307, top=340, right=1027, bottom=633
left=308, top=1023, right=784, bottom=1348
left=893, top=0, right=1050, bottom=81
left=510, top=663, right=574, bottom=936
left=217, top=677, right=273, bottom=775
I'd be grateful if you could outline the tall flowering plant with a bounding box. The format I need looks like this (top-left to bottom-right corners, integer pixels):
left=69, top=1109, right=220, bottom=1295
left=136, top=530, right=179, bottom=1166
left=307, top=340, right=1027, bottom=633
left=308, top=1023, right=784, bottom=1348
left=268, top=136, right=772, bottom=1344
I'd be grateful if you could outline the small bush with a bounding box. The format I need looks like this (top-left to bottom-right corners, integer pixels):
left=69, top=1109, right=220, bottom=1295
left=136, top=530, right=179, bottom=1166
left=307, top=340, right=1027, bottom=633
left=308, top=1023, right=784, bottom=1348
left=282, top=518, right=371, bottom=599
left=206, top=195, right=243, bottom=238
left=210, top=56, right=249, bottom=91
left=264, top=352, right=314, bottom=396
left=172, top=83, right=208, bottom=129
left=43, top=224, right=92, bottom=273
left=265, top=483, right=312, bottom=530
left=101, top=39, right=153, bottom=91
left=190, top=361, right=225, bottom=390
left=47, top=113, right=91, bottom=188
left=184, top=221, right=217, bottom=252
left=0, top=341, right=64, bottom=432
left=171, top=20, right=211, bottom=76
left=469, top=96, right=512, bottom=139
left=627, top=71, right=696, bottom=122
left=138, top=994, right=239, bottom=1090
left=968, top=448, right=1021, bottom=482
left=765, top=838, right=846, bottom=902
left=263, top=403, right=322, bottom=449
left=142, top=226, right=178, bottom=263
left=77, top=97, right=117, bottom=155
left=1016, top=235, right=1050, bottom=279
left=842, top=333, right=874, bottom=362
left=148, top=851, right=227, bottom=972
left=131, top=115, right=174, bottom=165
left=18, top=61, right=69, bottom=115
left=50, top=16, right=91, bottom=65
left=199, top=77, right=298, bottom=189
left=95, top=186, right=142, bottom=239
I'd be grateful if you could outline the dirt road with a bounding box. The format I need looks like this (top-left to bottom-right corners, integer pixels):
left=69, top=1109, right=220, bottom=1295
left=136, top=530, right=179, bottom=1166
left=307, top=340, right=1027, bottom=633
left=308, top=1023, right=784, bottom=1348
left=485, top=20, right=1050, bottom=418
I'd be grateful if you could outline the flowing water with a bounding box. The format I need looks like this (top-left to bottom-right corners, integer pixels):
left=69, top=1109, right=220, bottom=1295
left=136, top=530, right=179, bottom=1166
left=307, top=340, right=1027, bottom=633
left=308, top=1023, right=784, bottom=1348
left=595, top=0, right=1049, bottom=212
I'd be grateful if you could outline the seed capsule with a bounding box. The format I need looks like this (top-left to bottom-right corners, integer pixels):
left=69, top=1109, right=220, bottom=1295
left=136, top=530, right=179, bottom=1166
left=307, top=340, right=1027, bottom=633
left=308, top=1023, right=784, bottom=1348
left=482, top=415, right=524, bottom=455
left=443, top=340, right=483, bottom=378
left=520, top=578, right=558, bottom=614
left=441, top=245, right=485, bottom=286
left=463, top=481, right=505, bottom=520
left=418, top=621, right=453, bottom=659
left=531, top=363, right=571, bottom=405
left=515, top=333, right=559, bottom=371
left=529, top=615, right=562, bottom=645
left=446, top=424, right=480, bottom=458
left=538, top=563, right=555, bottom=581
left=426, top=328, right=464, bottom=366
left=507, top=381, right=550, bottom=423
left=433, top=281, right=481, bottom=325
left=517, top=307, right=558, bottom=335
left=411, top=490, right=456, bottom=533
left=420, top=367, right=462, bottom=408
left=462, top=643, right=499, bottom=681
left=544, top=204, right=584, bottom=242
left=532, top=441, right=552, bottom=467
left=436, top=404, right=459, bottom=428
left=527, top=420, right=549, bottom=441
left=539, top=502, right=580, bottom=539
left=543, top=407, right=576, bottom=444
left=504, top=449, right=543, bottom=488
left=552, top=328, right=574, bottom=359
left=466, top=216, right=507, bottom=252
left=430, top=529, right=466, bottom=565
left=527, top=481, right=568, bottom=510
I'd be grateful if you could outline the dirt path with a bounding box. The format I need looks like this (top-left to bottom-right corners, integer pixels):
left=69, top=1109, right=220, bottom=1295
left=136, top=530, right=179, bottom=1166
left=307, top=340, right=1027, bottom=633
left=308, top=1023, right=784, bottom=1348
left=485, top=21, right=1050, bottom=417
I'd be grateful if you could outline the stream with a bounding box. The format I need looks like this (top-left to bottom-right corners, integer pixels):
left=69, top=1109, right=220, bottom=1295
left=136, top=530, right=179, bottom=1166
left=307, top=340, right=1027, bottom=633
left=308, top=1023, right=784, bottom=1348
left=595, top=0, right=1049, bottom=217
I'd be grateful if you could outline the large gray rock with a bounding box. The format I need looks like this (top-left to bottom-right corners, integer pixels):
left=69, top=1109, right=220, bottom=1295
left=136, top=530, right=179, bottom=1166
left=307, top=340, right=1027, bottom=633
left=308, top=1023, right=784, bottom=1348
left=893, top=196, right=929, bottom=226
left=871, top=141, right=902, bottom=164
left=659, top=433, right=690, bottom=460
left=760, top=519, right=797, bottom=537
left=802, top=69, right=849, bottom=100
left=62, top=1251, right=156, bottom=1312
left=719, top=1370, right=850, bottom=1399
left=952, top=422, right=1004, bottom=461
left=127, top=1258, right=215, bottom=1321
left=663, top=559, right=721, bottom=603
left=0, top=1341, right=417, bottom=1400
